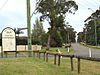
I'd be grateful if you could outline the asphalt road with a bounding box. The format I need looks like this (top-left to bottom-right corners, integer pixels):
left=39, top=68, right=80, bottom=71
left=72, top=43, right=100, bottom=58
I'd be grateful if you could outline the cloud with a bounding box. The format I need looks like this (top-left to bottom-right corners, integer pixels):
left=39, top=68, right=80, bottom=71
left=0, top=0, right=27, bottom=32
left=0, top=0, right=100, bottom=34
left=65, top=0, right=100, bottom=32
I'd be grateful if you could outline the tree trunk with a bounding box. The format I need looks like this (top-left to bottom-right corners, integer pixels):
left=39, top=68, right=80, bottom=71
left=47, top=18, right=56, bottom=50
left=47, top=34, right=51, bottom=50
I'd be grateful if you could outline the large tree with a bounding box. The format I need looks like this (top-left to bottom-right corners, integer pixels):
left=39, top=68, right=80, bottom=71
left=35, top=0, right=78, bottom=48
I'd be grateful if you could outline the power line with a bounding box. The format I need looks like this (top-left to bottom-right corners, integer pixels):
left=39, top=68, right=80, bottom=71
left=74, top=0, right=100, bottom=11
left=77, top=1, right=88, bottom=9
left=73, top=0, right=90, bottom=10
left=85, top=0, right=98, bottom=7
left=79, top=0, right=95, bottom=8
left=0, top=0, right=8, bottom=10
left=83, top=0, right=99, bottom=8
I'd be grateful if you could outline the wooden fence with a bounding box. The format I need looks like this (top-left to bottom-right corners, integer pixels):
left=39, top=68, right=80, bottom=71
left=0, top=50, right=100, bottom=74
left=45, top=52, right=100, bottom=74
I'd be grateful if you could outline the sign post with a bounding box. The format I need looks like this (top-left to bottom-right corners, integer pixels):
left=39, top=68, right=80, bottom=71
left=2, top=27, right=16, bottom=57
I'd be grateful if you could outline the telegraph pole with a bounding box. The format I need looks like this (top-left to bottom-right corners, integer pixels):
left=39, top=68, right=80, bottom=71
left=94, top=19, right=97, bottom=46
left=27, top=0, right=32, bottom=57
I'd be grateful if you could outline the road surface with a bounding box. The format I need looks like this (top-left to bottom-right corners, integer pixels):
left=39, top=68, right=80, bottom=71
left=72, top=43, right=100, bottom=58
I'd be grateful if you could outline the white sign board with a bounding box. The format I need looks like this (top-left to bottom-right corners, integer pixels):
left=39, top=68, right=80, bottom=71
left=2, top=27, right=16, bottom=51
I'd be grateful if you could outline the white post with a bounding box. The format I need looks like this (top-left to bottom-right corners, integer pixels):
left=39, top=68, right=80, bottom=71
left=68, top=47, right=70, bottom=53
left=57, top=48, right=61, bottom=54
left=57, top=48, right=62, bottom=58
left=89, top=48, right=92, bottom=57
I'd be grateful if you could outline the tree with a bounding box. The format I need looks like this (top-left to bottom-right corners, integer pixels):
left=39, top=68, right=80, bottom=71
left=49, top=30, right=63, bottom=47
left=13, top=28, right=27, bottom=45
left=84, top=9, right=100, bottom=45
left=35, top=0, right=78, bottom=48
left=14, top=28, right=24, bottom=37
left=65, top=25, right=76, bottom=43
left=77, top=32, right=84, bottom=43
left=47, top=15, right=64, bottom=47
left=0, top=33, right=1, bottom=46
left=32, top=18, right=46, bottom=45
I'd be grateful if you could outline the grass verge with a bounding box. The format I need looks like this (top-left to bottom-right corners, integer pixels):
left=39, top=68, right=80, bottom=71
left=0, top=57, right=72, bottom=75
left=80, top=42, right=100, bottom=49
left=0, top=57, right=100, bottom=75
left=45, top=47, right=74, bottom=54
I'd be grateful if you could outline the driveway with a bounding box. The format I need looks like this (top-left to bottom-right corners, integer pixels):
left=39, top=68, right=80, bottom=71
left=72, top=43, right=100, bottom=58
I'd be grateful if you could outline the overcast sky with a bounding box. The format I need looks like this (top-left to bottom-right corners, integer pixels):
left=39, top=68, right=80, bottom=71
left=0, top=0, right=100, bottom=35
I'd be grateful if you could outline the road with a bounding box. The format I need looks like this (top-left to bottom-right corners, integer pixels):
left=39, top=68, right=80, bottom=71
left=72, top=43, right=100, bottom=58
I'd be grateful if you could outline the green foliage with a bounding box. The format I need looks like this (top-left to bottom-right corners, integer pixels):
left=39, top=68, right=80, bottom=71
left=32, top=19, right=47, bottom=45
left=14, top=28, right=23, bottom=36
left=77, top=32, right=84, bottom=42
left=63, top=25, right=76, bottom=43
left=35, top=0, right=78, bottom=47
left=80, top=9, right=100, bottom=45
left=66, top=26, right=76, bottom=43
left=16, top=37, right=27, bottom=45
left=35, top=0, right=78, bottom=19
left=0, top=58, right=73, bottom=75
left=50, top=30, right=63, bottom=47
left=0, top=33, right=2, bottom=46
left=55, top=15, right=65, bottom=29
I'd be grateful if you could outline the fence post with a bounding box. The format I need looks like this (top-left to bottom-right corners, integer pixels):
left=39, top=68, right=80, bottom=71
left=78, top=58, right=80, bottom=74
left=33, top=51, right=35, bottom=57
left=37, top=51, right=39, bottom=58
left=70, top=57, right=74, bottom=71
left=43, top=52, right=45, bottom=61
left=15, top=51, right=17, bottom=57
left=54, top=54, right=57, bottom=65
left=39, top=52, right=40, bottom=59
left=46, top=53, right=48, bottom=62
left=1, top=52, right=3, bottom=58
left=58, top=54, right=61, bottom=66
left=5, top=52, right=7, bottom=58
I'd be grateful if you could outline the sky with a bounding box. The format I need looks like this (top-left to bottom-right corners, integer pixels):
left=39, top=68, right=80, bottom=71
left=0, top=0, right=100, bottom=36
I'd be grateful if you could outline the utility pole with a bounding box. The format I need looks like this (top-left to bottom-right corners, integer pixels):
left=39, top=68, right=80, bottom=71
left=27, top=0, right=32, bottom=57
left=94, top=19, right=97, bottom=46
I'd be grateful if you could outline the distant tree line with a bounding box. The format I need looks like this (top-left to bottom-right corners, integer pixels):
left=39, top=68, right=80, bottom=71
left=77, top=9, right=100, bottom=45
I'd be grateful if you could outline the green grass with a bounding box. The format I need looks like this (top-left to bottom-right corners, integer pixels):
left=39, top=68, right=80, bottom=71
left=0, top=57, right=100, bottom=75
left=0, top=58, right=72, bottom=75
left=80, top=42, right=100, bottom=49
left=46, top=58, right=100, bottom=75
left=87, top=45, right=100, bottom=49
left=0, top=47, right=100, bottom=75
left=45, top=47, right=74, bottom=54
